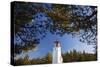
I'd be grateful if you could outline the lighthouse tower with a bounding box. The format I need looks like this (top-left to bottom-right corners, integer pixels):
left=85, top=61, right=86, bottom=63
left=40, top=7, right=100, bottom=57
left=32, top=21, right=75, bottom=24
left=52, top=40, right=63, bottom=64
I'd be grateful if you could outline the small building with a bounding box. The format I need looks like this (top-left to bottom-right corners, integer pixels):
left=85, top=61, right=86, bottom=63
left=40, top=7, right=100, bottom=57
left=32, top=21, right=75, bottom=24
left=52, top=40, right=63, bottom=64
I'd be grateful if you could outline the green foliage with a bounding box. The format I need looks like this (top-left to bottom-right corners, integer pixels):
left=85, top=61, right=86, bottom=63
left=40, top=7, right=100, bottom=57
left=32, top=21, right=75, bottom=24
left=12, top=2, right=48, bottom=56
left=13, top=2, right=39, bottom=33
left=62, top=50, right=97, bottom=62
left=44, top=52, right=52, bottom=63
left=14, top=50, right=97, bottom=65
left=14, top=55, right=31, bottom=65
left=14, top=52, right=52, bottom=65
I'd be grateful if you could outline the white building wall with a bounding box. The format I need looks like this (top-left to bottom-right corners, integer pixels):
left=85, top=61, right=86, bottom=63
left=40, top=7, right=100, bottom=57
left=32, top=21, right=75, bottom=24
left=52, top=45, right=63, bottom=64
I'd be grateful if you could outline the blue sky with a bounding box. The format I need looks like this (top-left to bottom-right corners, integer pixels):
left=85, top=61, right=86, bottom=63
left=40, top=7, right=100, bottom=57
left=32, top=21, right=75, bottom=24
left=16, top=32, right=95, bottom=59
left=26, top=32, right=94, bottom=59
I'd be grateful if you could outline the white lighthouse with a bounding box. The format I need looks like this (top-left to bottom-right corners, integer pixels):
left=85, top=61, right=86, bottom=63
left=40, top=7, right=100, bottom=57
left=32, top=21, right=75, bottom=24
left=52, top=40, right=63, bottom=64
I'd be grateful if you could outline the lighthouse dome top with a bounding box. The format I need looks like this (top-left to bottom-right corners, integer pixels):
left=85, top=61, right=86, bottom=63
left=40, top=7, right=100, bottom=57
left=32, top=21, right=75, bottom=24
left=54, top=40, right=60, bottom=43
left=54, top=40, right=60, bottom=47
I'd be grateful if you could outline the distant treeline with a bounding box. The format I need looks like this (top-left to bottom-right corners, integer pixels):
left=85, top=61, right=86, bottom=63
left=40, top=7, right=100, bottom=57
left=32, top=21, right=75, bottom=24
left=62, top=50, right=97, bottom=62
left=14, top=50, right=97, bottom=66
